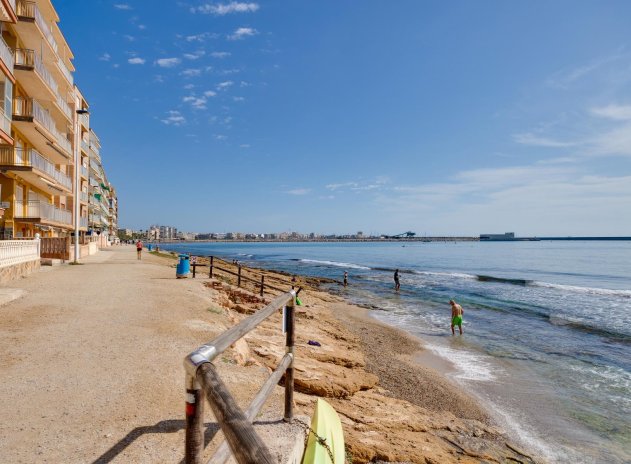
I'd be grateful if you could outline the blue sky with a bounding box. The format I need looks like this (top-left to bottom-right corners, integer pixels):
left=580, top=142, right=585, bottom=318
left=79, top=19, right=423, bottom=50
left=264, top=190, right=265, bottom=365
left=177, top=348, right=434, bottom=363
left=57, top=1, right=631, bottom=236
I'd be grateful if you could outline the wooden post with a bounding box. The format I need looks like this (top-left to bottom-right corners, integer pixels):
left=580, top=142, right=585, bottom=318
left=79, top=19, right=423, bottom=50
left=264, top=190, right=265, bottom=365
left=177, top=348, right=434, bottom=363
left=284, top=293, right=296, bottom=422
left=197, top=363, right=274, bottom=464
left=209, top=256, right=214, bottom=278
left=260, top=275, right=264, bottom=297
left=185, top=376, right=204, bottom=464
left=192, top=264, right=196, bottom=279
left=237, top=266, right=242, bottom=287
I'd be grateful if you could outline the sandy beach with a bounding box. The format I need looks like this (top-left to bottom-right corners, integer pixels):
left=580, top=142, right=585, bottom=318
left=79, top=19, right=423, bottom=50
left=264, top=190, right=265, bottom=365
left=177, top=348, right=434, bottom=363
left=0, top=246, right=539, bottom=463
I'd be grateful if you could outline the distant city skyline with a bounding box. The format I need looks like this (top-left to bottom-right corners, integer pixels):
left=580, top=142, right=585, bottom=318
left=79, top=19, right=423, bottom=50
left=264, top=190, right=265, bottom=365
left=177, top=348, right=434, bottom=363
left=58, top=1, right=631, bottom=236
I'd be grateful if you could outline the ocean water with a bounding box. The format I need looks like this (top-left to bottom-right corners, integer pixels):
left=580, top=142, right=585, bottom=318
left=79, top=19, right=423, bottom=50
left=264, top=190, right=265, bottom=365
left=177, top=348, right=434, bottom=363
left=159, top=241, right=631, bottom=463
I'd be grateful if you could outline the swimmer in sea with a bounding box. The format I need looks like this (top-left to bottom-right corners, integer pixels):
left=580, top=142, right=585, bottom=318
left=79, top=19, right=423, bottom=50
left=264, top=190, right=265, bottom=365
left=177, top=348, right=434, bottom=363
left=450, top=299, right=464, bottom=335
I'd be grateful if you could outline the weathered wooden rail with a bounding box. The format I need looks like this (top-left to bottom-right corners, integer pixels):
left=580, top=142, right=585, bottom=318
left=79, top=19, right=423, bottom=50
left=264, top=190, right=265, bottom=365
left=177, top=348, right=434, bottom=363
left=184, top=290, right=297, bottom=464
left=190, top=256, right=287, bottom=296
left=40, top=236, right=70, bottom=260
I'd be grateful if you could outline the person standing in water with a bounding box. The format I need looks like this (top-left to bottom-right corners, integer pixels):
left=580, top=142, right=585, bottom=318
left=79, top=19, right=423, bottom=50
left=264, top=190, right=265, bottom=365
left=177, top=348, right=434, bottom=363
left=343, top=271, right=348, bottom=287
left=394, top=269, right=400, bottom=291
left=450, top=299, right=464, bottom=335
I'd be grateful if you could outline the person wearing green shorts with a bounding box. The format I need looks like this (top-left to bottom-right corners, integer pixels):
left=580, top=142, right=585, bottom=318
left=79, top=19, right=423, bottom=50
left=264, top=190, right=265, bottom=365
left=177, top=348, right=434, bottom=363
left=450, top=299, right=464, bottom=335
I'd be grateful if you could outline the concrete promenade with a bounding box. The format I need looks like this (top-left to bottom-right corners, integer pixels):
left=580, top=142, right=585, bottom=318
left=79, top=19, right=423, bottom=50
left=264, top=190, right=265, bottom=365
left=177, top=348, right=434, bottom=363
left=0, top=246, right=246, bottom=463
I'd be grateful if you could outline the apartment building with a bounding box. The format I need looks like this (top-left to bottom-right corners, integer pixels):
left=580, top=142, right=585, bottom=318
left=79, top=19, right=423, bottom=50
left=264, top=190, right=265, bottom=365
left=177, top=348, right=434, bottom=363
left=0, top=0, right=117, bottom=242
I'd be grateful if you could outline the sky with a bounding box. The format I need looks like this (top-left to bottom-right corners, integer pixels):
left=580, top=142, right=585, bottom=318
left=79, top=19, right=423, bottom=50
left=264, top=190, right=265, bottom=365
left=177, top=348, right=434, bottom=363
left=55, top=1, right=631, bottom=236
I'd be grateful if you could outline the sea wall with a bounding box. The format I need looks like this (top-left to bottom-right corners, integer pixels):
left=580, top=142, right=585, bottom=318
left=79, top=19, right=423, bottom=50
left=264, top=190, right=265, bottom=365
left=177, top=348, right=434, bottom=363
left=0, top=259, right=40, bottom=284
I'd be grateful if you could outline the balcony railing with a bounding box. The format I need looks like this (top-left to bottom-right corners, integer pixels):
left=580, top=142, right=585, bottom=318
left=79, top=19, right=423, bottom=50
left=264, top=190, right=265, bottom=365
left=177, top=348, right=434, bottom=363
left=0, top=146, right=72, bottom=190
left=57, top=57, right=73, bottom=85
left=80, top=216, right=87, bottom=228
left=14, top=200, right=72, bottom=225
left=0, top=38, right=14, bottom=74
left=56, top=94, right=71, bottom=121
left=80, top=192, right=88, bottom=202
left=81, top=164, right=88, bottom=178
left=79, top=112, right=88, bottom=128
left=13, top=97, right=71, bottom=156
left=16, top=1, right=58, bottom=55
left=90, top=143, right=100, bottom=157
left=14, top=48, right=59, bottom=96
left=0, top=107, right=10, bottom=135
left=81, top=139, right=89, bottom=152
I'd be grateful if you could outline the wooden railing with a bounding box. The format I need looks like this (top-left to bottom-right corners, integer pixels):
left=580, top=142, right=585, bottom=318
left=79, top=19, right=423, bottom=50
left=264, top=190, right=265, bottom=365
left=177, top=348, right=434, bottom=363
left=40, top=236, right=69, bottom=260
left=0, top=239, right=39, bottom=268
left=190, top=256, right=286, bottom=296
left=184, top=290, right=297, bottom=464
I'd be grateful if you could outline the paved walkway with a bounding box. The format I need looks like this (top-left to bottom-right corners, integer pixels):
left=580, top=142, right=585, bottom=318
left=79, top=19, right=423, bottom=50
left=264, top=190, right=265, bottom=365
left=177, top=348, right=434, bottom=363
left=0, top=247, right=231, bottom=463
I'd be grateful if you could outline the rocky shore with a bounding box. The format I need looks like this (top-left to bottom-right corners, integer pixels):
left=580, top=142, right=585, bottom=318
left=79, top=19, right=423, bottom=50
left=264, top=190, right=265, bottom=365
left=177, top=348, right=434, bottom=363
left=193, top=255, right=541, bottom=463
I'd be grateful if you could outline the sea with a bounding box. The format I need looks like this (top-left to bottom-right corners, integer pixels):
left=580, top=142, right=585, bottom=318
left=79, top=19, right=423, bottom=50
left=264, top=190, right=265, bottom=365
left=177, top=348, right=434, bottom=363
left=159, top=240, right=631, bottom=463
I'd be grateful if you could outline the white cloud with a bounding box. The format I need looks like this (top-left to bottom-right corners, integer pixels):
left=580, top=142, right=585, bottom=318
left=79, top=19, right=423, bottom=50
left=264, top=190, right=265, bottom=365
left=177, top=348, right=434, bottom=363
left=513, top=133, right=577, bottom=148
left=114, top=3, right=132, bottom=10
left=286, top=188, right=311, bottom=196
left=211, top=51, right=231, bottom=59
left=228, top=27, right=258, bottom=40
left=184, top=51, right=205, bottom=60
left=217, top=80, right=234, bottom=90
left=183, top=96, right=207, bottom=110
left=99, top=53, right=111, bottom=62
left=128, top=57, right=145, bottom=65
left=138, top=24, right=146, bottom=30
left=372, top=165, right=631, bottom=235
left=204, top=90, right=217, bottom=97
left=181, top=68, right=202, bottom=77
left=590, top=104, right=631, bottom=121
left=155, top=57, right=181, bottom=68
left=183, top=84, right=195, bottom=90
left=233, top=96, right=245, bottom=102
left=214, top=134, right=228, bottom=140
left=123, top=35, right=135, bottom=42
left=185, top=32, right=218, bottom=42
left=240, top=144, right=250, bottom=148
left=192, top=2, right=259, bottom=15
left=161, top=110, right=185, bottom=126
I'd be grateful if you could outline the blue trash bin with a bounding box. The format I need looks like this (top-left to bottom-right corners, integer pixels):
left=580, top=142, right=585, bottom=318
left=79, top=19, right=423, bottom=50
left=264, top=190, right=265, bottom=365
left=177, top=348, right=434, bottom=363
left=176, top=254, right=190, bottom=278
left=148, top=244, right=153, bottom=252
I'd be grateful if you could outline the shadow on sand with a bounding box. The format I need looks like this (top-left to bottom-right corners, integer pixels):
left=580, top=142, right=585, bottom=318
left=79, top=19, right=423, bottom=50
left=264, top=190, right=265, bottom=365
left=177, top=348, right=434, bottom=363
left=91, top=419, right=220, bottom=464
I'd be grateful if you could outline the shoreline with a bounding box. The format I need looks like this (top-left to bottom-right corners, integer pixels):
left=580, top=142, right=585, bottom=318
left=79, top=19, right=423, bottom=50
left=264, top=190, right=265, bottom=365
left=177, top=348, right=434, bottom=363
left=162, top=251, right=540, bottom=463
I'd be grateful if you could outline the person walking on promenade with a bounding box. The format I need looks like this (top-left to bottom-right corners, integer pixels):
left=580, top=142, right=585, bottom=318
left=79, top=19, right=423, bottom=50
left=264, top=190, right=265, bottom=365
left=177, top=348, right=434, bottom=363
left=343, top=271, right=348, bottom=287
left=450, top=299, right=464, bottom=335
left=136, top=240, right=143, bottom=260
left=394, top=269, right=400, bottom=291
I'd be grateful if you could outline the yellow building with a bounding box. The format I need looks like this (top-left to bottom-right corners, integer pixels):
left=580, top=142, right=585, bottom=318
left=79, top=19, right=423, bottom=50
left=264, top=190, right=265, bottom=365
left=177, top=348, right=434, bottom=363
left=0, top=0, right=116, bottom=243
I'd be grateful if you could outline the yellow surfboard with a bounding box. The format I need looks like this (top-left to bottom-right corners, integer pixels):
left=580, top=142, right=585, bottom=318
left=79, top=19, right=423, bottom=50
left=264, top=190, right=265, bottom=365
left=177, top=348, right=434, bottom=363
left=302, top=398, right=345, bottom=464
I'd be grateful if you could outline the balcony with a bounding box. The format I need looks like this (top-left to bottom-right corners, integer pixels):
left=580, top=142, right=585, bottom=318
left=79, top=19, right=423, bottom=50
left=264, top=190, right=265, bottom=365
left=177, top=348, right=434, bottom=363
left=14, top=48, right=58, bottom=100
left=80, top=139, right=89, bottom=153
left=56, top=56, right=72, bottom=86
left=79, top=111, right=88, bottom=129
left=80, top=192, right=88, bottom=203
left=80, top=164, right=88, bottom=179
left=15, top=1, right=58, bottom=56
left=80, top=216, right=87, bottom=228
left=0, top=37, right=14, bottom=76
left=0, top=146, right=72, bottom=193
left=0, top=0, right=17, bottom=23
left=13, top=200, right=72, bottom=227
left=12, top=97, right=73, bottom=163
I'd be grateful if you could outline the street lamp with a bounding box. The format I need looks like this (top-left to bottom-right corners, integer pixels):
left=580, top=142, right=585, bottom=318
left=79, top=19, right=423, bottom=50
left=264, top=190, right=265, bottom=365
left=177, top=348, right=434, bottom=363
left=74, top=109, right=89, bottom=263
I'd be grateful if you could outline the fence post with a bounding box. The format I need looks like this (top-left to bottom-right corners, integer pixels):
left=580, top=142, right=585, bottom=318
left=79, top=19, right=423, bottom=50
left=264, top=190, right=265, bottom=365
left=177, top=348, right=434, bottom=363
left=260, top=275, right=264, bottom=296
left=192, top=264, right=196, bottom=279
left=209, top=256, right=214, bottom=278
left=237, top=266, right=242, bottom=287
left=185, top=375, right=204, bottom=464
left=284, top=291, right=296, bottom=422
